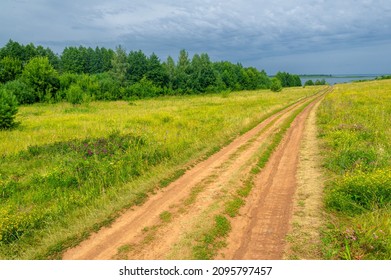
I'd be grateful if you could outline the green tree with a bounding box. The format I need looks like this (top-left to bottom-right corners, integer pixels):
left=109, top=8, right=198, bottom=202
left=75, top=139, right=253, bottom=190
left=304, top=79, right=314, bottom=86
left=162, top=56, right=176, bottom=90
left=0, top=88, right=18, bottom=129
left=2, top=80, right=36, bottom=104
left=22, top=57, right=60, bottom=102
left=0, top=56, right=22, bottom=83
left=146, top=53, right=167, bottom=87
left=127, top=50, right=148, bottom=84
left=110, top=45, right=129, bottom=86
left=176, top=49, right=191, bottom=91
left=270, top=78, right=282, bottom=92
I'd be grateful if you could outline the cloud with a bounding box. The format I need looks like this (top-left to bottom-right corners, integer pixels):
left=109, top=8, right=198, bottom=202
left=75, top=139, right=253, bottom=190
left=1, top=0, right=390, bottom=73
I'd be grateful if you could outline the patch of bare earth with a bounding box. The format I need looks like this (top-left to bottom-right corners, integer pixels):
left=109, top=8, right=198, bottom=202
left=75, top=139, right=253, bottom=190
left=219, top=94, right=326, bottom=260
left=62, top=90, right=326, bottom=260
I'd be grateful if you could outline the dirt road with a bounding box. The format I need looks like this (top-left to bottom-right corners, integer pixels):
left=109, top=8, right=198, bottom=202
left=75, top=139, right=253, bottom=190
left=63, top=88, right=328, bottom=260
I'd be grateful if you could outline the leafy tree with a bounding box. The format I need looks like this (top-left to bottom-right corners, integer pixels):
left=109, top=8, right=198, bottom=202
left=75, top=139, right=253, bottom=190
left=124, top=76, right=162, bottom=99
left=176, top=49, right=191, bottom=91
left=0, top=56, right=23, bottom=83
left=146, top=53, right=167, bottom=87
left=0, top=40, right=24, bottom=61
left=270, top=78, right=282, bottom=92
left=304, top=79, right=314, bottom=86
left=61, top=47, right=84, bottom=73
left=275, top=71, right=301, bottom=87
left=2, top=80, right=36, bottom=104
left=0, top=88, right=18, bottom=129
left=127, top=50, right=148, bottom=84
left=110, top=45, right=129, bottom=86
left=189, top=53, right=216, bottom=92
left=162, top=56, right=176, bottom=90
left=22, top=57, right=60, bottom=102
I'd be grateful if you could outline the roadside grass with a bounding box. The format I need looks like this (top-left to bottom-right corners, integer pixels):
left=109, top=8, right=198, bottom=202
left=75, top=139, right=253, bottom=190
left=317, top=80, right=391, bottom=259
left=0, top=87, right=320, bottom=259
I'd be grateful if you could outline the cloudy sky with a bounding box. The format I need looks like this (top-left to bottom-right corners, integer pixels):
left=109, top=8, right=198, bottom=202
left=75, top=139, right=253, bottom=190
left=1, top=0, right=390, bottom=74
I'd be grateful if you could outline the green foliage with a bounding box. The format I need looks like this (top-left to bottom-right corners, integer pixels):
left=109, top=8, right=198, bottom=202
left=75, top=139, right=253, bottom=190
left=124, top=77, right=162, bottom=99
left=66, top=84, right=86, bottom=105
left=127, top=50, right=148, bottom=84
left=0, top=56, right=23, bottom=83
left=61, top=46, right=114, bottom=74
left=2, top=80, right=36, bottom=104
left=110, top=46, right=129, bottom=86
left=0, top=88, right=18, bottom=129
left=270, top=78, right=282, bottom=92
left=305, top=79, right=314, bottom=86
left=325, top=169, right=391, bottom=215
left=275, top=71, right=302, bottom=87
left=193, top=215, right=231, bottom=259
left=21, top=57, right=60, bottom=102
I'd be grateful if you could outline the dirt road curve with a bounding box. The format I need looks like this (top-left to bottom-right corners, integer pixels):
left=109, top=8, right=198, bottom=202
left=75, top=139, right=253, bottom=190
left=63, top=88, right=328, bottom=260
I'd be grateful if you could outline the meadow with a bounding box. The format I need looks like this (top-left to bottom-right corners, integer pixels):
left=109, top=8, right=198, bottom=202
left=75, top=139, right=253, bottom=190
left=317, top=79, right=391, bottom=259
left=0, top=87, right=319, bottom=259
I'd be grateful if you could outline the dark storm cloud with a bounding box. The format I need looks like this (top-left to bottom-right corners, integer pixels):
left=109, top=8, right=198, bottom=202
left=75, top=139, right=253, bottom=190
left=1, top=0, right=390, bottom=73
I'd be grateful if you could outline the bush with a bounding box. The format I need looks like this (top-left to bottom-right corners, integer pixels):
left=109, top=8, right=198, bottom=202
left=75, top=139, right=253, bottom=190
left=2, top=80, right=36, bottom=104
left=270, top=78, right=282, bottom=92
left=123, top=77, right=162, bottom=99
left=0, top=88, right=18, bottom=129
left=21, top=57, right=60, bottom=102
left=66, top=84, right=86, bottom=105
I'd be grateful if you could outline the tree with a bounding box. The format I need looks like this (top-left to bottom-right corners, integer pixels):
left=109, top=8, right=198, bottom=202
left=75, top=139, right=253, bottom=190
left=270, top=78, right=282, bottom=92
left=176, top=49, right=191, bottom=91
left=304, top=79, right=314, bottom=86
left=162, top=56, right=176, bottom=90
left=110, top=45, right=129, bottom=86
left=0, top=88, right=18, bottom=129
left=127, top=50, right=148, bottom=84
left=0, top=56, right=22, bottom=83
left=22, top=57, right=60, bottom=102
left=146, top=53, right=167, bottom=87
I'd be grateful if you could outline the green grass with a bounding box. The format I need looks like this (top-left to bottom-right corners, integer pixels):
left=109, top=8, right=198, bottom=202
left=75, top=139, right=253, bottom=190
left=192, top=215, right=231, bottom=260
left=317, top=80, right=391, bottom=259
left=0, top=87, right=320, bottom=259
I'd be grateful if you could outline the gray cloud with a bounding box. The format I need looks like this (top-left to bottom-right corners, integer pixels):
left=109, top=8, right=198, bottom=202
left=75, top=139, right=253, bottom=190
left=1, top=0, right=390, bottom=73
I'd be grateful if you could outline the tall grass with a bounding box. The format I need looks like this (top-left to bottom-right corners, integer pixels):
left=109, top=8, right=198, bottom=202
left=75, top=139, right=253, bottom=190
left=317, top=80, right=391, bottom=259
left=0, top=87, right=319, bottom=259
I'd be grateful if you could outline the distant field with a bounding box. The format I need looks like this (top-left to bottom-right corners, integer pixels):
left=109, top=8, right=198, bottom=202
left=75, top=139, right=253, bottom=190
left=317, top=79, right=391, bottom=259
left=0, top=87, right=319, bottom=259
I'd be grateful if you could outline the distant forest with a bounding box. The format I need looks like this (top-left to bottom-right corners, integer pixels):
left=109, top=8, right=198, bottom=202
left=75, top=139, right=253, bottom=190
left=0, top=39, right=302, bottom=105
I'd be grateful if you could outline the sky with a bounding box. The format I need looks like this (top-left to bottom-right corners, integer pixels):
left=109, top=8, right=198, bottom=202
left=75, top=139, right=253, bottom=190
left=1, top=0, right=391, bottom=74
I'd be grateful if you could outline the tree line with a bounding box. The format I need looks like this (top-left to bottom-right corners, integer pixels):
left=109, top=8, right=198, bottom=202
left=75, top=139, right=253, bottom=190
left=0, top=39, right=303, bottom=128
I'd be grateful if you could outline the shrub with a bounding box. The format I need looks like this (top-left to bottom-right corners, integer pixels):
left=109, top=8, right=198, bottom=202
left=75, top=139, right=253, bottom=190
left=2, top=79, right=36, bottom=104
left=124, top=77, right=162, bottom=99
left=21, top=57, right=60, bottom=102
left=0, top=88, right=18, bottom=129
left=270, top=78, right=282, bottom=92
left=65, top=84, right=90, bottom=105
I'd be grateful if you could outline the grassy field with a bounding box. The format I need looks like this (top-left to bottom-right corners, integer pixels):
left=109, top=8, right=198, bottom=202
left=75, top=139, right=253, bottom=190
left=0, top=87, right=319, bottom=259
left=317, top=79, right=391, bottom=259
